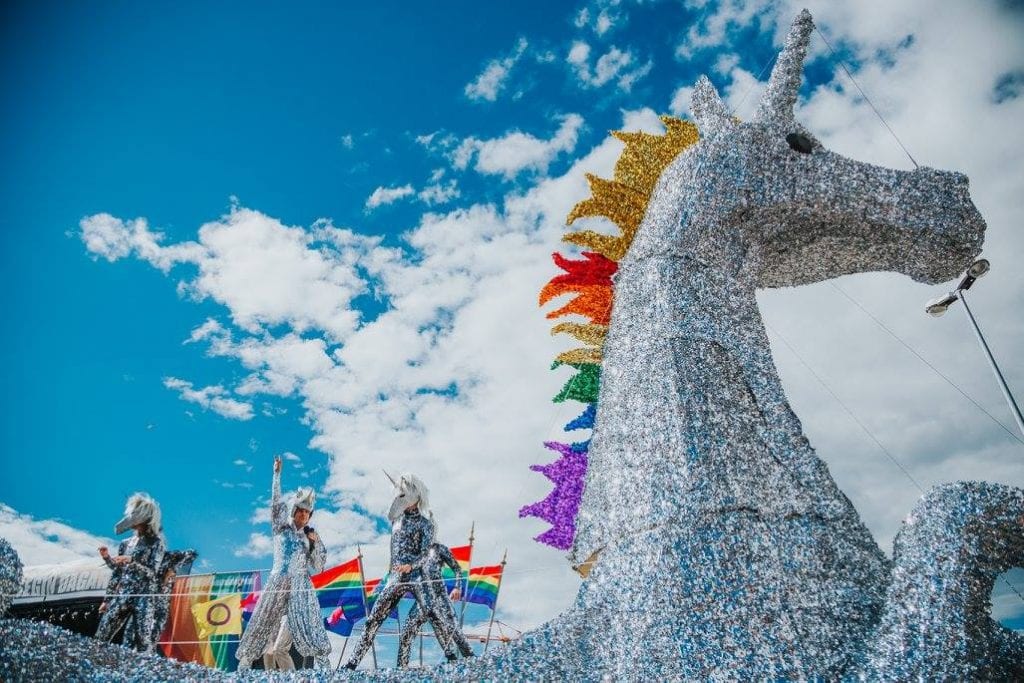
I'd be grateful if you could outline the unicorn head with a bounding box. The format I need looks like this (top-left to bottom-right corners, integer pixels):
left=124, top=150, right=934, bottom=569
left=629, top=8, right=984, bottom=285
left=114, top=492, right=162, bottom=536
left=384, top=471, right=431, bottom=523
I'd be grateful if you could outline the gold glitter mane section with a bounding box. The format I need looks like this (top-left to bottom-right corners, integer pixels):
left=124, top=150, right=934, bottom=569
left=563, top=116, right=700, bottom=262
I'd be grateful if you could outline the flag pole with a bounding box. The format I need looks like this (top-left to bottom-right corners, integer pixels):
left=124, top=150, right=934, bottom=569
left=358, top=546, right=378, bottom=671
left=482, top=549, right=507, bottom=655
left=459, top=521, right=475, bottom=628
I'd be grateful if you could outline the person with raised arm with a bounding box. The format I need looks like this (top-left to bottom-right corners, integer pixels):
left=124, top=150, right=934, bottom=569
left=235, top=456, right=331, bottom=670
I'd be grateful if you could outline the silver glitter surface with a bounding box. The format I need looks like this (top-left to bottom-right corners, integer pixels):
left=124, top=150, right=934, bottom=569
left=0, top=538, right=22, bottom=618
left=861, top=482, right=1024, bottom=680
left=1, top=9, right=1018, bottom=681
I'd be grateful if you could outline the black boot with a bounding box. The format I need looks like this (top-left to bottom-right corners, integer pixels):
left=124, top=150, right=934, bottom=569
left=446, top=653, right=457, bottom=662
left=344, top=661, right=357, bottom=670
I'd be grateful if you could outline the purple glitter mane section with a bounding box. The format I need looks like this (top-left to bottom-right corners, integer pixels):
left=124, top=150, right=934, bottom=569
left=518, top=441, right=589, bottom=550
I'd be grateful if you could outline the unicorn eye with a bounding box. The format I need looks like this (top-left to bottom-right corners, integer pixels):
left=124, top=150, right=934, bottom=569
left=786, top=133, right=814, bottom=154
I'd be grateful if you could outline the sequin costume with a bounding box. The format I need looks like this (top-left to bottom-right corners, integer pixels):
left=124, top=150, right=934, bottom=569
left=144, top=549, right=197, bottom=650
left=234, top=468, right=330, bottom=670
left=396, top=542, right=474, bottom=667
left=94, top=532, right=165, bottom=652
left=346, top=508, right=434, bottom=669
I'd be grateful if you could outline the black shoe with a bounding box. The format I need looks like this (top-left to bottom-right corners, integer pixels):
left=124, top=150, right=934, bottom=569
left=446, top=654, right=457, bottom=662
left=344, top=662, right=357, bottom=670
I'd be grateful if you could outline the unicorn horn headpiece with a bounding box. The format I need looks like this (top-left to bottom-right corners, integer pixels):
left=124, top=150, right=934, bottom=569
left=114, top=492, right=162, bottom=536
left=292, top=487, right=316, bottom=514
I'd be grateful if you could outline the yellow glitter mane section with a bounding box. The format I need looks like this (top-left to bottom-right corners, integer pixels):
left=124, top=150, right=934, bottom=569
left=550, top=116, right=699, bottom=364
left=563, top=116, right=700, bottom=261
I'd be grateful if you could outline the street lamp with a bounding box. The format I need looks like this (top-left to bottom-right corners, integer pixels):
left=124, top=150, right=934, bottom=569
left=925, top=258, right=1024, bottom=440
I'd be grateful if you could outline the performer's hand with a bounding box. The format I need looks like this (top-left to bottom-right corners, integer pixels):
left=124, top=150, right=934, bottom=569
left=98, top=546, right=109, bottom=558
left=99, top=601, right=108, bottom=614
left=306, top=531, right=319, bottom=543
left=112, top=555, right=131, bottom=566
left=450, top=587, right=461, bottom=601
left=274, top=456, right=282, bottom=473
left=395, top=564, right=412, bottom=574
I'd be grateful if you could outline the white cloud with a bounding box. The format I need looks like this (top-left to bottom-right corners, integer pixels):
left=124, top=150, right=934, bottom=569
left=418, top=180, right=461, bottom=206
left=339, top=134, right=354, bottom=149
left=0, top=504, right=111, bottom=566
left=79, top=213, right=204, bottom=271
left=452, top=115, right=585, bottom=180
left=567, top=42, right=651, bottom=91
left=669, top=85, right=695, bottom=117
left=163, top=376, right=254, bottom=420
left=364, top=184, right=415, bottom=210
left=465, top=38, right=528, bottom=102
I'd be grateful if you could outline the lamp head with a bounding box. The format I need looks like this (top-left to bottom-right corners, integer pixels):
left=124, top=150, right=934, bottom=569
left=967, top=258, right=990, bottom=279
left=925, top=292, right=959, bottom=317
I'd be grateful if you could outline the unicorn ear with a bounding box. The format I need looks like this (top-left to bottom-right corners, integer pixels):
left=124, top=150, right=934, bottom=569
left=754, top=9, right=814, bottom=123
left=690, top=76, right=733, bottom=136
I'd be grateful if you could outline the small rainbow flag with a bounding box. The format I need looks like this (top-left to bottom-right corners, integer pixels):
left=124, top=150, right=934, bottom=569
left=161, top=570, right=261, bottom=671
left=442, top=544, right=472, bottom=594
left=311, top=556, right=365, bottom=609
left=465, top=564, right=503, bottom=609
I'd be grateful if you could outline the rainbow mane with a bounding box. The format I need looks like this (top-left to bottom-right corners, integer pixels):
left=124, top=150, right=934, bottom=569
left=519, top=116, right=700, bottom=550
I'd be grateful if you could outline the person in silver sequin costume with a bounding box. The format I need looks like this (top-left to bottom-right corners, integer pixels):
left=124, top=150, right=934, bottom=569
left=396, top=542, right=474, bottom=668
left=235, top=456, right=331, bottom=670
left=94, top=493, right=166, bottom=653
left=345, top=473, right=435, bottom=670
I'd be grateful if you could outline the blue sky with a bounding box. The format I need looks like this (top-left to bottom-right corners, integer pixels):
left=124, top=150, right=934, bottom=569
left=2, top=0, right=1023, bottom=647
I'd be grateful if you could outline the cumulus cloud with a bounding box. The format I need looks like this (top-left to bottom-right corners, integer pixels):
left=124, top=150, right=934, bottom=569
left=465, top=38, right=528, bottom=102
left=163, top=377, right=254, bottom=420
left=418, top=180, right=461, bottom=206
left=365, top=184, right=415, bottom=210
left=0, top=504, right=111, bottom=566
left=452, top=114, right=585, bottom=179
left=567, top=42, right=651, bottom=91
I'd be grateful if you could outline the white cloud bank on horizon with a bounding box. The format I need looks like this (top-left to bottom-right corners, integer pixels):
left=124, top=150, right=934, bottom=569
left=63, top=0, right=1024, bottom=632
left=0, top=504, right=111, bottom=566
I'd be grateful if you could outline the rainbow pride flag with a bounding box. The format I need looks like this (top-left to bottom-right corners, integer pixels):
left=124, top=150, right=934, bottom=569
left=442, top=544, right=472, bottom=594
left=316, top=556, right=372, bottom=636
left=311, top=556, right=364, bottom=609
left=161, top=570, right=261, bottom=671
left=465, top=564, right=503, bottom=609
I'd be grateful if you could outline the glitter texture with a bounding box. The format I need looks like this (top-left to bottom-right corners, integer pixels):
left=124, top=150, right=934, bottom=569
left=2, top=9, right=1019, bottom=681
left=0, top=538, right=22, bottom=618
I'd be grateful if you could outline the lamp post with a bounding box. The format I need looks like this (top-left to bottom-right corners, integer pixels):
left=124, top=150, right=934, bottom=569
left=925, top=258, right=1024, bottom=440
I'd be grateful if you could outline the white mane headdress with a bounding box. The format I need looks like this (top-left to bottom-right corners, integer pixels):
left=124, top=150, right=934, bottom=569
left=115, top=492, right=162, bottom=536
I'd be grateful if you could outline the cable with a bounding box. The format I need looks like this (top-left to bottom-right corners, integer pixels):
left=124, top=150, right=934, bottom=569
left=814, top=26, right=919, bottom=169
left=829, top=282, right=1024, bottom=447
left=766, top=322, right=926, bottom=494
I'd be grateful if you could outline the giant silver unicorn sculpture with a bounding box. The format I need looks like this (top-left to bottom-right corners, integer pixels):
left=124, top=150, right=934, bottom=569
left=0, top=9, right=1020, bottom=683
left=448, top=9, right=1024, bottom=681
